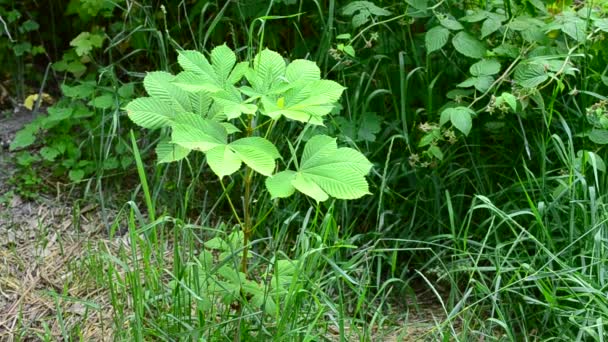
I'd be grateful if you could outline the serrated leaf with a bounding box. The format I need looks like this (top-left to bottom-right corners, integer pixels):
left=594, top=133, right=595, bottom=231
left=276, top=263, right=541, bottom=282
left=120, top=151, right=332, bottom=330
left=171, top=114, right=227, bottom=151
left=88, top=94, right=114, bottom=109
left=211, top=44, right=237, bottom=88
left=173, top=71, right=221, bottom=93
left=69, top=169, right=85, bottom=182
left=40, top=147, right=60, bottom=161
left=441, top=107, right=474, bottom=136
left=514, top=62, right=548, bottom=88
left=452, top=32, right=486, bottom=59
left=292, top=172, right=329, bottom=202
left=341, top=1, right=392, bottom=28
left=266, top=135, right=372, bottom=201
left=248, top=49, right=286, bottom=93
left=499, top=92, right=518, bottom=111
left=213, top=89, right=257, bottom=119
left=266, top=170, right=297, bottom=198
left=9, top=126, right=37, bottom=150
left=470, top=59, right=501, bottom=76
left=144, top=71, right=192, bottom=113
left=206, top=145, right=242, bottom=177
left=450, top=109, right=473, bottom=136
left=125, top=97, right=174, bottom=129
left=156, top=139, right=190, bottom=163
left=425, top=26, right=450, bottom=53
left=473, top=76, right=494, bottom=92
left=70, top=32, right=104, bottom=56
left=589, top=129, right=608, bottom=144
left=481, top=18, right=502, bottom=38
left=428, top=145, right=443, bottom=160
left=178, top=50, right=216, bottom=80
left=457, top=78, right=477, bottom=88
left=439, top=16, right=463, bottom=31
left=261, top=79, right=344, bottom=124
left=229, top=137, right=280, bottom=176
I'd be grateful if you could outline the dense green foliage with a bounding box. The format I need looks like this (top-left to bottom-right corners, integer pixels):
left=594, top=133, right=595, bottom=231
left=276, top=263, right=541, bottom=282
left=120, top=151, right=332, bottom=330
left=3, top=0, right=608, bottom=340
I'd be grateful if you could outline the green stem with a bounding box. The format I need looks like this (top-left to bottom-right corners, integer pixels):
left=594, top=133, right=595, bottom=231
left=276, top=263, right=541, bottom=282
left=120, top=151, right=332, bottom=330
left=241, top=166, right=253, bottom=274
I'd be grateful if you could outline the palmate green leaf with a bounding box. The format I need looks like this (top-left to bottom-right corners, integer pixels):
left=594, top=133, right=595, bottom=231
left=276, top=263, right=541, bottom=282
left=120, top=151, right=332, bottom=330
left=230, top=137, right=280, bottom=176
left=265, top=135, right=372, bottom=202
left=213, top=88, right=257, bottom=119
left=201, top=136, right=280, bottom=178
left=125, top=97, right=174, bottom=129
left=156, top=139, right=190, bottom=163
left=171, top=113, right=227, bottom=152
left=425, top=26, right=450, bottom=53
left=264, top=80, right=344, bottom=124
left=206, top=145, right=242, bottom=177
left=144, top=71, right=191, bottom=113
left=245, top=52, right=344, bottom=124
left=247, top=49, right=286, bottom=93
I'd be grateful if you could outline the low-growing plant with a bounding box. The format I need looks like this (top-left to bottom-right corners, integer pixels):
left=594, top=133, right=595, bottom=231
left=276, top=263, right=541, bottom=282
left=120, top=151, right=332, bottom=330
left=125, top=44, right=373, bottom=301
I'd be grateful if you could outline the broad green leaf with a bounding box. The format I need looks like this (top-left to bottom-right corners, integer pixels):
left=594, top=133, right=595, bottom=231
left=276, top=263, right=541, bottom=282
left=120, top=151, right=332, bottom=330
left=125, top=97, right=174, bottom=129
left=514, top=62, right=548, bottom=88
left=173, top=71, right=221, bottom=93
left=439, top=16, right=463, bottom=31
left=461, top=10, right=488, bottom=23
left=261, top=80, right=344, bottom=124
left=292, top=172, right=329, bottom=202
left=40, top=147, right=60, bottom=161
left=452, top=32, right=486, bottom=59
left=171, top=114, right=227, bottom=151
left=177, top=50, right=216, bottom=80
left=248, top=49, right=286, bottom=93
left=228, top=61, right=248, bottom=84
left=156, top=139, right=190, bottom=163
left=266, top=135, right=372, bottom=201
left=206, top=145, right=242, bottom=177
left=213, top=89, right=257, bottom=119
left=144, top=71, right=192, bottom=113
left=341, top=1, right=392, bottom=28
left=498, top=92, right=518, bottom=111
left=286, top=60, right=321, bottom=84
left=9, top=125, right=37, bottom=150
left=450, top=108, right=473, bottom=136
left=70, top=32, right=104, bottom=56
left=425, top=26, right=450, bottom=53
left=211, top=44, right=237, bottom=88
left=88, top=94, right=114, bottom=109
left=470, top=59, right=501, bottom=76
left=189, top=91, right=213, bottom=117
left=229, top=137, right=280, bottom=176
left=560, top=14, right=587, bottom=42
left=428, top=145, right=443, bottom=160
left=457, top=76, right=493, bottom=92
left=265, top=170, right=297, bottom=198
left=441, top=107, right=474, bottom=136
left=69, top=169, right=85, bottom=182
left=481, top=18, right=502, bottom=38
left=589, top=129, right=608, bottom=144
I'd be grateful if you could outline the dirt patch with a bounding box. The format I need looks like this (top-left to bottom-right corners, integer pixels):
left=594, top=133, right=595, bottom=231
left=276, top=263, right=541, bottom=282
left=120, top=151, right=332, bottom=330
left=0, top=196, right=119, bottom=341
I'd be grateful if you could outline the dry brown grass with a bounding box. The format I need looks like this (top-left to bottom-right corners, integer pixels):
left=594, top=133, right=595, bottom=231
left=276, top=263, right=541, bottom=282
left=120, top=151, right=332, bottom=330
left=0, top=195, right=121, bottom=341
